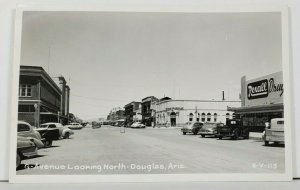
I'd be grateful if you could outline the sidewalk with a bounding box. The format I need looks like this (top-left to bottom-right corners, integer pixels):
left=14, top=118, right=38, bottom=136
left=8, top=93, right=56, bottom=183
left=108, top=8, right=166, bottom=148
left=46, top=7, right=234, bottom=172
left=249, top=132, right=263, bottom=141
left=147, top=126, right=182, bottom=129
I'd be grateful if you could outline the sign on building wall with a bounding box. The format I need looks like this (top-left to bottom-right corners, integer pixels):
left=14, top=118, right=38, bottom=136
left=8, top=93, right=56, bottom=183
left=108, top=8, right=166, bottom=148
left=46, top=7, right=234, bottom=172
left=244, top=71, right=283, bottom=107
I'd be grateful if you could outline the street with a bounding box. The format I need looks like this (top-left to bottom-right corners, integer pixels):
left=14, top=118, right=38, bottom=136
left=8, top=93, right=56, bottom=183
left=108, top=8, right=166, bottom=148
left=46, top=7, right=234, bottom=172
left=17, top=125, right=285, bottom=175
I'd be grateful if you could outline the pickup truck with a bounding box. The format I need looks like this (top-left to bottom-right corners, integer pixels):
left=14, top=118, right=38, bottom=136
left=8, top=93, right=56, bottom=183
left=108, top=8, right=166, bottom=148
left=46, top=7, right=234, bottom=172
left=217, top=119, right=250, bottom=140
left=262, top=118, right=284, bottom=146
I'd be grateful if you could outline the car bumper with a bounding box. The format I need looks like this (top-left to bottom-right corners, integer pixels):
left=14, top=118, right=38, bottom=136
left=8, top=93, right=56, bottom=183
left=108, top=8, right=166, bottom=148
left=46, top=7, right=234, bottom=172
left=19, top=146, right=38, bottom=157
left=181, top=128, right=192, bottom=133
left=199, top=131, right=217, bottom=135
left=266, top=135, right=284, bottom=142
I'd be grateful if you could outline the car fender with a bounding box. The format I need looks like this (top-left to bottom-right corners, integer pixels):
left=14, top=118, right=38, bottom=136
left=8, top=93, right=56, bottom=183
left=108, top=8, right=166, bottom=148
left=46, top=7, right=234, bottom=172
left=30, top=138, right=44, bottom=149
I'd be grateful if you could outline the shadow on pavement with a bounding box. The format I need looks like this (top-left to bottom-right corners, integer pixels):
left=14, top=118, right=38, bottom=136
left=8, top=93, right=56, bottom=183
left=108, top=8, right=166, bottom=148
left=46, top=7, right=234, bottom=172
left=43, top=145, right=60, bottom=149
left=263, top=143, right=285, bottom=148
left=17, top=163, right=39, bottom=171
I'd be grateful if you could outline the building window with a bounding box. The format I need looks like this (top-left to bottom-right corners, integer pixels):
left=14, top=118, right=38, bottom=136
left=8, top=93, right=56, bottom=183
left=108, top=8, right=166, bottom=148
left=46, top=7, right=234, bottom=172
left=226, top=113, right=230, bottom=120
left=189, top=113, right=193, bottom=122
left=207, top=113, right=211, bottom=122
left=201, top=113, right=206, bottom=122
left=19, top=84, right=32, bottom=97
left=214, top=113, right=218, bottom=122
left=232, top=113, right=236, bottom=119
left=196, top=113, right=200, bottom=121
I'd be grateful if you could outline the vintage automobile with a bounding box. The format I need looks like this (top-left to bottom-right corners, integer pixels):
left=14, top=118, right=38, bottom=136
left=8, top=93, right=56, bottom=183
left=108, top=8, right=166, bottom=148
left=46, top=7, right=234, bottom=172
left=199, top=122, right=221, bottom=137
left=262, top=118, right=284, bottom=146
left=16, top=136, right=38, bottom=168
left=18, top=121, right=58, bottom=147
left=181, top=122, right=203, bottom=135
left=66, top=123, right=84, bottom=130
left=92, top=121, right=101, bottom=129
left=40, top=122, right=74, bottom=139
left=131, top=122, right=146, bottom=128
left=217, top=119, right=250, bottom=140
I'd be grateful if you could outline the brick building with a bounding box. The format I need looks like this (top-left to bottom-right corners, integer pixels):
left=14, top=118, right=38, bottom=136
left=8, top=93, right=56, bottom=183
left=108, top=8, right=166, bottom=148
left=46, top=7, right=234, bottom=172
left=124, top=101, right=141, bottom=124
left=141, top=96, right=159, bottom=126
left=18, top=66, right=70, bottom=127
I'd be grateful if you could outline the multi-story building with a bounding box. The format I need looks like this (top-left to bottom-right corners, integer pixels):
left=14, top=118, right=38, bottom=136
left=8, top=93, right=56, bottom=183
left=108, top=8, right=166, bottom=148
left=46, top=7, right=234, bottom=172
left=18, top=66, right=70, bottom=127
left=124, top=101, right=141, bottom=124
left=141, top=96, right=159, bottom=126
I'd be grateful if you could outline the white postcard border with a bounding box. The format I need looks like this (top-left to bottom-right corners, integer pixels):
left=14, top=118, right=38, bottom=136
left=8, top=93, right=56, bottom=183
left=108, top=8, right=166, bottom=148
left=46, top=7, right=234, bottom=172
left=9, top=4, right=293, bottom=183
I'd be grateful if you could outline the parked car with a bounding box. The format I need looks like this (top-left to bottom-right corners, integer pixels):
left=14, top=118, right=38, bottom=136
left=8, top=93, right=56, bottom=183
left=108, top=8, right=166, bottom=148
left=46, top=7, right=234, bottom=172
left=131, top=122, right=145, bottom=128
left=16, top=136, right=38, bottom=168
left=92, top=121, right=101, bottom=129
left=217, top=119, right=250, bottom=140
left=262, top=118, right=284, bottom=146
left=40, top=122, right=74, bottom=139
left=18, top=121, right=57, bottom=147
left=199, top=122, right=221, bottom=137
left=181, top=122, right=203, bottom=135
left=66, top=123, right=84, bottom=130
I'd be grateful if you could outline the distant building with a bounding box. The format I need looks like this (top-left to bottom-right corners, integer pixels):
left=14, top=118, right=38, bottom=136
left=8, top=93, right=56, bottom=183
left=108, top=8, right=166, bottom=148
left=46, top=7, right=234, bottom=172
left=108, top=107, right=125, bottom=122
left=141, top=96, right=159, bottom=126
left=18, top=66, right=70, bottom=127
left=155, top=99, right=241, bottom=127
left=124, top=101, right=141, bottom=123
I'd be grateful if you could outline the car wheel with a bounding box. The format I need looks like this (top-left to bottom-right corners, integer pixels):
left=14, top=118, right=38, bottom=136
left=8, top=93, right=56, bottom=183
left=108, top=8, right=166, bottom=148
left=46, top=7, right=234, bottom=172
left=201, top=134, right=205, bottom=138
left=264, top=140, right=269, bottom=146
left=193, top=131, right=198, bottom=135
left=44, top=140, right=53, bottom=148
left=233, top=130, right=240, bottom=140
left=16, top=152, right=21, bottom=168
left=64, top=132, right=70, bottom=139
left=244, top=132, right=250, bottom=139
left=183, top=132, right=187, bottom=135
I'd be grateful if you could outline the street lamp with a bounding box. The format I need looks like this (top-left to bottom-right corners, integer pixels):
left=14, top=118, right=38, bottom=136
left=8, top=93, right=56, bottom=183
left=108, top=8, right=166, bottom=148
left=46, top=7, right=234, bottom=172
left=58, top=111, right=60, bottom=123
left=34, top=103, right=38, bottom=128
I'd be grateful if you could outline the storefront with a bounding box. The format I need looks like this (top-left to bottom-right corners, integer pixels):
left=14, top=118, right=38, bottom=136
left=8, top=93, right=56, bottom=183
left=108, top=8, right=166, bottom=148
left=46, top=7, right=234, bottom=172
left=228, top=71, right=284, bottom=132
left=155, top=99, right=241, bottom=127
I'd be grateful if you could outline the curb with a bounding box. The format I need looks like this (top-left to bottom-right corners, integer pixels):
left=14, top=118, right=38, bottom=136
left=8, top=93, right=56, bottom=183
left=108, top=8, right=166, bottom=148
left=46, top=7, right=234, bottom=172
left=249, top=132, right=263, bottom=141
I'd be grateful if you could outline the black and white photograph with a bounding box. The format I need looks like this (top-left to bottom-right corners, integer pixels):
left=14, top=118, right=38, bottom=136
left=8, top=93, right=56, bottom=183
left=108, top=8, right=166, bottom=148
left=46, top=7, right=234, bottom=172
left=9, top=5, right=292, bottom=182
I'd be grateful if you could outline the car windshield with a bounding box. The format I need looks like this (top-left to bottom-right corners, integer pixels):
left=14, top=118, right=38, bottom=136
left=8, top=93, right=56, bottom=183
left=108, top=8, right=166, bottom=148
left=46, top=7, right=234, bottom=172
left=40, top=124, right=49, bottom=128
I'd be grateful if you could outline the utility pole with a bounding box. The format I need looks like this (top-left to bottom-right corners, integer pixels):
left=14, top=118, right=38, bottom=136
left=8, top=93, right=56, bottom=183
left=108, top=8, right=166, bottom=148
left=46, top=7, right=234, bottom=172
left=47, top=46, right=51, bottom=73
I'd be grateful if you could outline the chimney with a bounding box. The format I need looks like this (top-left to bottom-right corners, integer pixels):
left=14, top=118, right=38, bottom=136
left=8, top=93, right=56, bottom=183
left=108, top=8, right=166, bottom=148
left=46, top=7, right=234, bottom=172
left=222, top=91, right=225, bottom=101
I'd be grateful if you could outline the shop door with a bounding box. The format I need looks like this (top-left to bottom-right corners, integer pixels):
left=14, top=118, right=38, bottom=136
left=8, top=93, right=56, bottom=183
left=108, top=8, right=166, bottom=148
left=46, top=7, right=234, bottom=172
left=170, top=112, right=176, bottom=126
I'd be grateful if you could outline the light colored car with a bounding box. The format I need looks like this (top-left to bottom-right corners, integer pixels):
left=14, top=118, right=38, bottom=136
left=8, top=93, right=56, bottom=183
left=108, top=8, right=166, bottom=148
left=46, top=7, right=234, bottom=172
left=262, top=118, right=284, bottom=146
left=181, top=122, right=203, bottom=135
left=40, top=122, right=74, bottom=139
left=17, top=121, right=47, bottom=148
left=199, top=123, right=221, bottom=137
left=66, top=123, right=84, bottom=130
left=131, top=122, right=145, bottom=128
left=17, top=136, right=38, bottom=168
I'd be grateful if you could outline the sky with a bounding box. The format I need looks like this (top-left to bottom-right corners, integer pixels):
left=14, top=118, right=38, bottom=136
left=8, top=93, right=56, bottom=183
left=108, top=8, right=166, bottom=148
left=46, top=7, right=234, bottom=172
left=21, top=11, right=283, bottom=120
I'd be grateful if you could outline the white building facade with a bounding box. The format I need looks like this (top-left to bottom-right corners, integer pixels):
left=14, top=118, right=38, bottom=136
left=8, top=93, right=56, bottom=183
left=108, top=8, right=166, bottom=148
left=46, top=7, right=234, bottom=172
left=155, top=100, right=241, bottom=127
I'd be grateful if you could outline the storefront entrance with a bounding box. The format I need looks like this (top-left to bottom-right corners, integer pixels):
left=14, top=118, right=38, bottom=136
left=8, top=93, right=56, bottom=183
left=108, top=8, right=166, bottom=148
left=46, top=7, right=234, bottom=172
left=170, top=112, right=176, bottom=126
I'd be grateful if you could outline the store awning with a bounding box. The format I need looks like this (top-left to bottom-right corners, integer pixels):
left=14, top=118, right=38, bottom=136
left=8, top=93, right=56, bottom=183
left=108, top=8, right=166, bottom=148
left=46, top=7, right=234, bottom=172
left=40, top=112, right=68, bottom=119
left=227, top=103, right=284, bottom=114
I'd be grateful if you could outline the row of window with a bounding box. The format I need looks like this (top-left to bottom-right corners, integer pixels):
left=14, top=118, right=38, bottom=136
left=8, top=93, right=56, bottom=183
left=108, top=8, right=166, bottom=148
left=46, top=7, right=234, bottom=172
left=19, top=84, right=32, bottom=97
left=157, top=112, right=233, bottom=122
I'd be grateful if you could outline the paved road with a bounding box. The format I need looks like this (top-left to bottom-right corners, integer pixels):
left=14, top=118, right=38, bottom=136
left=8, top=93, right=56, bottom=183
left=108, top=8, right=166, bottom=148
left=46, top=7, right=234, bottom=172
left=17, top=125, right=285, bottom=175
